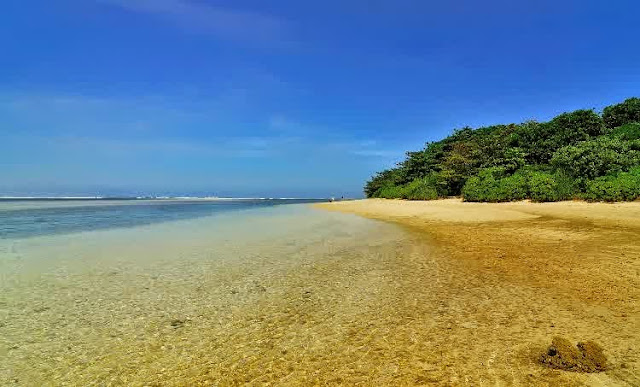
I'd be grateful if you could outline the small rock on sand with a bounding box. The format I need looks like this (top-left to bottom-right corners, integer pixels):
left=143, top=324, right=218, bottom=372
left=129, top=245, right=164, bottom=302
left=540, top=336, right=607, bottom=372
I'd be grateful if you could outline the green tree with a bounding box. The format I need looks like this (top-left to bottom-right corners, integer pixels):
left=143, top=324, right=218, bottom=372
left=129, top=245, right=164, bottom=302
left=364, top=168, right=405, bottom=198
left=602, top=97, right=640, bottom=129
left=513, top=110, right=604, bottom=163
left=551, top=137, right=640, bottom=182
left=610, top=122, right=640, bottom=141
left=364, top=97, right=640, bottom=203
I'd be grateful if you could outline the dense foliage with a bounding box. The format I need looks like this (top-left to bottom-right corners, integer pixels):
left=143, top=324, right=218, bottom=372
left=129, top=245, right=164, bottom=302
left=365, top=97, right=640, bottom=202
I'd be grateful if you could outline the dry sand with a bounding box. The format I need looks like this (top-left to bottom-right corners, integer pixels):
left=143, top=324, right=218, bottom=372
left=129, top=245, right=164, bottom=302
left=314, top=198, right=640, bottom=385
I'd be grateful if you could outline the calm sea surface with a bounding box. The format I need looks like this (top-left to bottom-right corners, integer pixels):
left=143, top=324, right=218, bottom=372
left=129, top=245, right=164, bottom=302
left=0, top=197, right=420, bottom=385
left=0, top=197, right=475, bottom=385
left=0, top=199, right=327, bottom=239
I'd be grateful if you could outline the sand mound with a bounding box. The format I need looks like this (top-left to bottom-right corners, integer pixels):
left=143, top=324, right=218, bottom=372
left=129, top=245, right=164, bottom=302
left=540, top=336, right=607, bottom=372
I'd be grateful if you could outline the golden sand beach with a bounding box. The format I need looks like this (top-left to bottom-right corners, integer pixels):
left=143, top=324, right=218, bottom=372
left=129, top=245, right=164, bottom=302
left=315, top=198, right=640, bottom=385
left=1, top=200, right=639, bottom=385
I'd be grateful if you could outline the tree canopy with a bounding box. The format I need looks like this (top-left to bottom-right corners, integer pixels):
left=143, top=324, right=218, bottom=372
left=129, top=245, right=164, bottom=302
left=365, top=97, right=640, bottom=202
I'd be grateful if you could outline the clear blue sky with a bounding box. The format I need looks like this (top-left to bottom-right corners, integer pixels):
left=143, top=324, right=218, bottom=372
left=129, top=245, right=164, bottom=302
left=1, top=0, right=639, bottom=197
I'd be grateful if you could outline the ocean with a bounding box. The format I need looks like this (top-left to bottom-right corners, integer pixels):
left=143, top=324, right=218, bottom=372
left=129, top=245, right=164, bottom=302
left=0, top=198, right=328, bottom=239
left=0, top=198, right=429, bottom=385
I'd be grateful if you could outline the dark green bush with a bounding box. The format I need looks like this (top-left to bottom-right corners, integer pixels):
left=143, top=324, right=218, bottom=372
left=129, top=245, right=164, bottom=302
left=610, top=122, right=640, bottom=141
left=494, top=147, right=527, bottom=173
left=462, top=169, right=576, bottom=202
left=401, top=142, right=447, bottom=183
left=462, top=167, right=528, bottom=202
left=512, top=120, right=556, bottom=164
left=461, top=176, right=487, bottom=202
left=514, top=110, right=604, bottom=163
left=602, top=97, right=640, bottom=129
left=583, top=167, right=640, bottom=201
left=527, top=172, right=557, bottom=202
left=365, top=168, right=405, bottom=198
left=401, top=178, right=439, bottom=200
left=548, top=109, right=605, bottom=144
left=461, top=168, right=501, bottom=202
left=510, top=110, right=605, bottom=165
left=375, top=185, right=404, bottom=199
left=554, top=171, right=579, bottom=200
left=551, top=137, right=640, bottom=182
left=424, top=172, right=451, bottom=197
left=495, top=173, right=529, bottom=201
left=526, top=171, right=578, bottom=202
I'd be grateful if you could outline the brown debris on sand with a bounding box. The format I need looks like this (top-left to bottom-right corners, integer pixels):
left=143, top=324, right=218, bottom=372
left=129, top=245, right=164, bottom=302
left=577, top=341, right=608, bottom=371
left=540, top=336, right=607, bottom=372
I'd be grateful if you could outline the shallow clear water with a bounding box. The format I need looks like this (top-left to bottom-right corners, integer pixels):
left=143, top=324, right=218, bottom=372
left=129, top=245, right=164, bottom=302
left=0, top=199, right=327, bottom=239
left=2, top=202, right=631, bottom=385
left=0, top=202, right=421, bottom=385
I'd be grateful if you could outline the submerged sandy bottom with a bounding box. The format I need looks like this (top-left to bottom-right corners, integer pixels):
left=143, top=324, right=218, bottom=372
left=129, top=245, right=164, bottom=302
left=317, top=199, right=640, bottom=386
left=1, top=202, right=638, bottom=385
left=0, top=205, right=422, bottom=385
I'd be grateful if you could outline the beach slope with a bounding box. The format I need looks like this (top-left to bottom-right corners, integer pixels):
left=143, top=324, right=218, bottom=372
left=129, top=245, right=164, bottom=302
left=315, top=198, right=640, bottom=385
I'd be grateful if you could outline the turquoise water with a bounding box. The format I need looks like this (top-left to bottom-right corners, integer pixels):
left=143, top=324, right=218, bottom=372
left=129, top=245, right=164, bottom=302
left=0, top=199, right=327, bottom=239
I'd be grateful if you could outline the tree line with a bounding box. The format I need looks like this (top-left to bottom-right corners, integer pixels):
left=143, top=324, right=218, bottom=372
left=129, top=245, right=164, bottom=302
left=365, top=97, right=640, bottom=202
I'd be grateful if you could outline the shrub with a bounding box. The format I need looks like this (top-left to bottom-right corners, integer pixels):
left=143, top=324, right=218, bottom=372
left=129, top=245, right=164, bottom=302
left=551, top=137, right=640, bottom=182
left=375, top=185, right=404, bottom=199
left=462, top=168, right=576, bottom=202
left=548, top=109, right=605, bottom=144
left=497, top=147, right=527, bottom=173
left=603, top=97, right=640, bottom=129
left=462, top=167, right=528, bottom=202
left=513, top=110, right=604, bottom=164
left=554, top=171, right=579, bottom=200
left=610, top=122, right=640, bottom=141
left=401, top=142, right=447, bottom=183
left=365, top=168, right=405, bottom=198
left=401, top=178, right=439, bottom=200
left=496, top=173, right=529, bottom=201
left=512, top=120, right=557, bottom=164
left=422, top=172, right=451, bottom=197
left=583, top=167, right=640, bottom=202
left=529, top=172, right=559, bottom=202
left=461, top=176, right=486, bottom=202
left=528, top=172, right=562, bottom=202
left=434, top=168, right=467, bottom=196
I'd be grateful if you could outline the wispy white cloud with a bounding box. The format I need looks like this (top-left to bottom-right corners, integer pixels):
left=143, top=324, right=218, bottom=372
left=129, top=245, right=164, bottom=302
left=99, top=0, right=290, bottom=44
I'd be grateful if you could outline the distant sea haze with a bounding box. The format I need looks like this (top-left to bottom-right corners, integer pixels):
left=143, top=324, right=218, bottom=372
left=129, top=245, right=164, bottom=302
left=0, top=196, right=331, bottom=200
left=0, top=198, right=328, bottom=239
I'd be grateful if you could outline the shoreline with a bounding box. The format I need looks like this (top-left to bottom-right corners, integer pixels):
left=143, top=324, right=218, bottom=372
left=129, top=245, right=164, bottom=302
left=316, top=197, right=640, bottom=223
left=3, top=199, right=638, bottom=384
left=315, top=198, right=640, bottom=308
left=314, top=198, right=640, bottom=384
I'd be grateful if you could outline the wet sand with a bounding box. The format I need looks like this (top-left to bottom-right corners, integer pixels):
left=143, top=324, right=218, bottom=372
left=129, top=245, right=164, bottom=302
left=315, top=198, right=640, bottom=385
left=1, top=201, right=639, bottom=385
